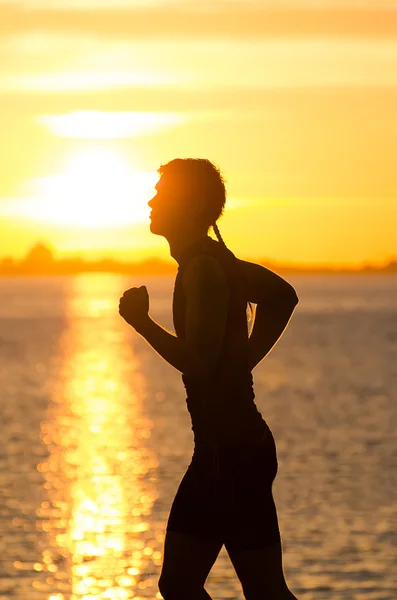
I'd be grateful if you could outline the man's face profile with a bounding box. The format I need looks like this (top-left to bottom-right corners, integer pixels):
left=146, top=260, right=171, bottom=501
left=149, top=173, right=188, bottom=234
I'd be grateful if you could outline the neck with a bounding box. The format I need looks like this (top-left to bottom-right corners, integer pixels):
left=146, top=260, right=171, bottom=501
left=167, top=230, right=211, bottom=266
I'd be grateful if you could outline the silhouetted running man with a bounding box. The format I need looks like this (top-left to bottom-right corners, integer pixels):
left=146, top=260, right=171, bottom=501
left=119, top=158, right=299, bottom=599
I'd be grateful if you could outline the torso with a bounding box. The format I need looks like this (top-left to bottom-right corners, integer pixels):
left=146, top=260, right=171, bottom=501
left=172, top=236, right=268, bottom=447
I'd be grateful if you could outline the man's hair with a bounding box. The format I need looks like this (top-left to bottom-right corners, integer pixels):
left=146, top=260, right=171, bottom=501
left=157, top=158, right=226, bottom=230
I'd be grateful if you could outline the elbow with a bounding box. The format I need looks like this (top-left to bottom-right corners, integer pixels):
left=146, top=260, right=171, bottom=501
left=257, top=285, right=298, bottom=318
left=277, top=287, right=298, bottom=320
left=289, top=287, right=299, bottom=307
left=269, top=281, right=299, bottom=310
left=281, top=284, right=299, bottom=310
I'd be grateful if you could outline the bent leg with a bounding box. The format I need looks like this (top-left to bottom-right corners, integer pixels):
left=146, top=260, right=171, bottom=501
left=226, top=539, right=298, bottom=600
left=158, top=529, right=223, bottom=600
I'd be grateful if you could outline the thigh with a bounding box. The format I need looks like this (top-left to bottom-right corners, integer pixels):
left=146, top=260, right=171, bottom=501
left=166, top=456, right=225, bottom=543
left=223, top=429, right=281, bottom=551
left=160, top=529, right=223, bottom=589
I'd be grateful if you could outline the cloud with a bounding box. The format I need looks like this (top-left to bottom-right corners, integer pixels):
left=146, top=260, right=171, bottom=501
left=3, top=0, right=397, bottom=9
left=1, top=3, right=397, bottom=40
left=2, top=35, right=397, bottom=94
left=36, top=110, right=188, bottom=138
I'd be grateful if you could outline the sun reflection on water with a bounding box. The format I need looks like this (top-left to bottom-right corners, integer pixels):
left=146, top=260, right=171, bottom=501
left=37, top=274, right=160, bottom=599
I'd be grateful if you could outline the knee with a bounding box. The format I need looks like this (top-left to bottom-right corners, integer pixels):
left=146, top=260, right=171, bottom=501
left=158, top=575, right=179, bottom=600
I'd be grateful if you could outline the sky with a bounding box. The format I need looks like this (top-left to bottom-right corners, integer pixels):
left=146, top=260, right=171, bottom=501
left=1, top=0, right=397, bottom=267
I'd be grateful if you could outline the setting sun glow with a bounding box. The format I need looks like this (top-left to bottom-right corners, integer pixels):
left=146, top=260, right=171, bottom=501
left=10, top=148, right=158, bottom=228
left=1, top=0, right=396, bottom=266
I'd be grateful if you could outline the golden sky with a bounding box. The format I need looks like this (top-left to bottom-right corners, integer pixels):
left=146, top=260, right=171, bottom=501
left=1, top=0, right=397, bottom=267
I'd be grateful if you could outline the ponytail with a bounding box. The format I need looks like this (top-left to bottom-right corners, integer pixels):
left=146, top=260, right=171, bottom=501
left=212, top=221, right=255, bottom=324
left=212, top=221, right=226, bottom=248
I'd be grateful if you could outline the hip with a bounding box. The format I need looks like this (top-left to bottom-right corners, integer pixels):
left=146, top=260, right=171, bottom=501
left=189, top=424, right=278, bottom=485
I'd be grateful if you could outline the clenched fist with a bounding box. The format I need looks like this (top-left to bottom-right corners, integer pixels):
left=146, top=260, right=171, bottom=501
left=119, top=285, right=150, bottom=331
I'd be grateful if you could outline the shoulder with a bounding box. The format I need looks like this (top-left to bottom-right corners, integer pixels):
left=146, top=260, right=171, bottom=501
left=182, top=253, right=228, bottom=296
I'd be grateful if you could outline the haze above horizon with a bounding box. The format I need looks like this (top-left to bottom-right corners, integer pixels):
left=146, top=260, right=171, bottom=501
left=1, top=0, right=396, bottom=267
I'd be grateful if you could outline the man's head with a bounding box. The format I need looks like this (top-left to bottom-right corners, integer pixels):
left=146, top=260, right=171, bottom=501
left=148, top=158, right=226, bottom=238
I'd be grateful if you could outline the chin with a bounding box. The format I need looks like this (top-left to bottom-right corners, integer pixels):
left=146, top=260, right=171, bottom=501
left=149, top=221, right=164, bottom=236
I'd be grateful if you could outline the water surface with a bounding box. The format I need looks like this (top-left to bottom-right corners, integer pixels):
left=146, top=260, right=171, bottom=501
left=0, top=273, right=396, bottom=600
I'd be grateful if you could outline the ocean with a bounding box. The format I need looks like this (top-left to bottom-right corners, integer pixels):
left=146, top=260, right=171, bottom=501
left=0, top=273, right=396, bottom=600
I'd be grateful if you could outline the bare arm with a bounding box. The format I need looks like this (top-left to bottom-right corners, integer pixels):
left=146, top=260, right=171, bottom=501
left=134, top=257, right=297, bottom=374
left=135, top=317, right=189, bottom=374
left=137, top=294, right=296, bottom=375
left=235, top=258, right=299, bottom=370
left=247, top=299, right=297, bottom=371
left=136, top=254, right=229, bottom=378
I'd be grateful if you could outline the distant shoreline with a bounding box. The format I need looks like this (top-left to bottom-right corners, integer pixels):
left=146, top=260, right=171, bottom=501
left=1, top=262, right=396, bottom=277
left=1, top=243, right=396, bottom=276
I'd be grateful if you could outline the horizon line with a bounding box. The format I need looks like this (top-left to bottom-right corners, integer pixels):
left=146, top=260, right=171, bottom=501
left=1, top=242, right=396, bottom=273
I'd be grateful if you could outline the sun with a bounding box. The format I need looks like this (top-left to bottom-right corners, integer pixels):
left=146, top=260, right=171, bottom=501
left=19, top=147, right=158, bottom=228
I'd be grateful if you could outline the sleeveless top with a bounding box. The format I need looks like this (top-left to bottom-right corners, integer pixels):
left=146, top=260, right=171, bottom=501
left=172, top=235, right=268, bottom=446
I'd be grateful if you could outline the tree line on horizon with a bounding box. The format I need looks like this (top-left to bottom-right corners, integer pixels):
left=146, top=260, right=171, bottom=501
left=0, top=243, right=396, bottom=275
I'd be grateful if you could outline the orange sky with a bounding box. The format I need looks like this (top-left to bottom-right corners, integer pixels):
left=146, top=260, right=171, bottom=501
left=1, top=0, right=397, bottom=267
